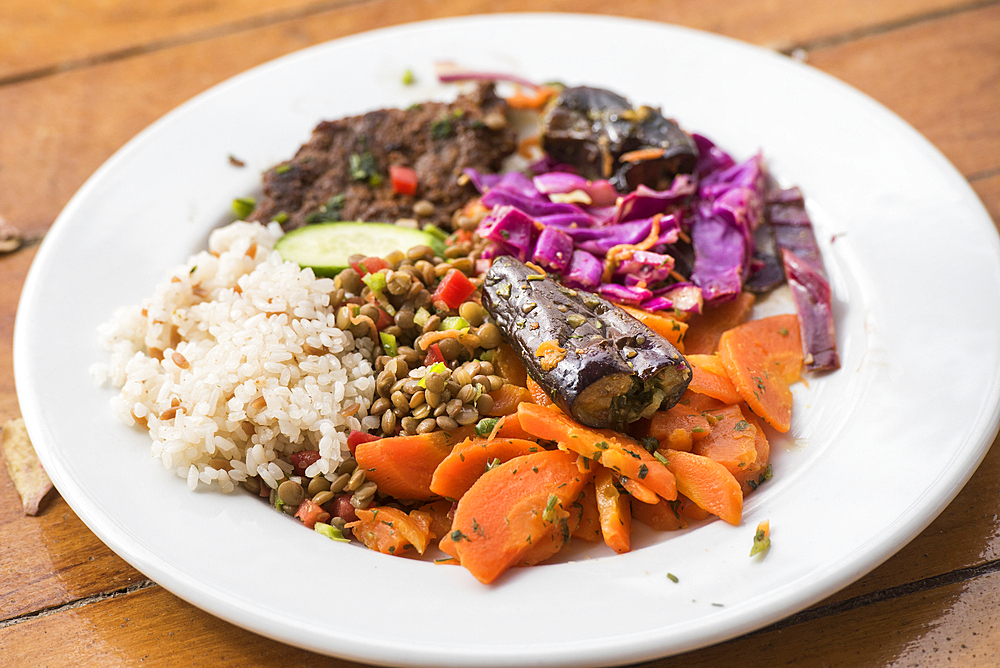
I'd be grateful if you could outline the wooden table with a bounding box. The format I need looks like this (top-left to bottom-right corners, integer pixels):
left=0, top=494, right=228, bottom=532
left=2, top=1, right=999, bottom=665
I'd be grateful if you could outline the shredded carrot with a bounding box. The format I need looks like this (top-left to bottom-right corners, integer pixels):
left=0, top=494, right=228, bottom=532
left=602, top=214, right=662, bottom=282
left=506, top=84, right=558, bottom=110
left=619, top=147, right=667, bottom=163
left=418, top=329, right=482, bottom=355
left=517, top=135, right=542, bottom=159
left=487, top=415, right=504, bottom=442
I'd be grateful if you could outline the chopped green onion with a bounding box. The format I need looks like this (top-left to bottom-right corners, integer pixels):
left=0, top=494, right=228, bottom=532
left=362, top=270, right=387, bottom=294
left=379, top=331, right=398, bottom=357
left=475, top=417, right=500, bottom=437
left=440, top=316, right=470, bottom=331
left=232, top=197, right=255, bottom=219
left=413, top=307, right=431, bottom=328
left=401, top=69, right=415, bottom=85
left=542, top=494, right=559, bottom=522
left=314, top=522, right=350, bottom=542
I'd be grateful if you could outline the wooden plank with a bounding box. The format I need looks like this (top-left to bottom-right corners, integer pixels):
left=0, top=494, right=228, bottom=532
left=0, top=0, right=973, bottom=80
left=0, top=489, right=146, bottom=620
left=0, top=0, right=347, bottom=81
left=4, top=562, right=1000, bottom=666
left=806, top=4, right=1000, bottom=177
left=649, top=568, right=1000, bottom=666
left=2, top=0, right=998, bottom=240
left=0, top=585, right=348, bottom=666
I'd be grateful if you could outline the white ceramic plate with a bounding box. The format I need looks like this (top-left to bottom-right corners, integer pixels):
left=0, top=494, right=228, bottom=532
left=14, top=13, right=1000, bottom=667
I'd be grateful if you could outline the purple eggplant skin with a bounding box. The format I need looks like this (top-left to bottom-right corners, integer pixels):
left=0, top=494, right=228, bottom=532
left=611, top=108, right=699, bottom=192
left=540, top=86, right=698, bottom=192
left=767, top=187, right=840, bottom=371
left=481, top=255, right=692, bottom=429
left=540, top=86, right=634, bottom=182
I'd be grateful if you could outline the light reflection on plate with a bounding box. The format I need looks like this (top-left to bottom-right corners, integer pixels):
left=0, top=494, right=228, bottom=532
left=14, top=13, right=1000, bottom=668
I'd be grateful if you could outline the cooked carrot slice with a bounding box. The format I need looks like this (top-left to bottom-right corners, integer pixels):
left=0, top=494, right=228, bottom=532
left=684, top=291, right=756, bottom=354
left=438, top=449, right=591, bottom=584
left=661, top=449, right=743, bottom=525
left=692, top=404, right=759, bottom=478
left=717, top=314, right=802, bottom=432
left=492, top=342, right=528, bottom=387
left=595, top=466, right=631, bottom=553
left=686, top=354, right=743, bottom=405
left=526, top=375, right=553, bottom=406
left=517, top=403, right=677, bottom=501
left=430, top=437, right=540, bottom=500
left=632, top=497, right=687, bottom=531
left=493, top=413, right=536, bottom=440
left=732, top=409, right=771, bottom=495
left=355, top=432, right=453, bottom=501
left=571, top=483, right=602, bottom=542
left=648, top=403, right=712, bottom=451
left=347, top=506, right=434, bottom=556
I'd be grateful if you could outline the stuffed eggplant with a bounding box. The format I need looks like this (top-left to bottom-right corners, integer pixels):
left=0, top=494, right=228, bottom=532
left=482, top=255, right=692, bottom=429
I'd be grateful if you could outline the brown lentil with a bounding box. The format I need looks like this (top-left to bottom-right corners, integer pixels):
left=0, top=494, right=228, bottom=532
left=476, top=393, right=495, bottom=415
left=417, top=418, right=438, bottom=434
left=450, top=257, right=475, bottom=275
left=312, top=489, right=335, bottom=506
left=459, top=302, right=485, bottom=327
left=422, top=314, right=442, bottom=334
left=412, top=200, right=436, bottom=217
left=346, top=466, right=366, bottom=492
left=307, top=476, right=331, bottom=495
left=436, top=415, right=459, bottom=431
left=381, top=409, right=397, bottom=434
left=277, top=480, right=305, bottom=506
left=437, top=337, right=464, bottom=361
left=329, top=473, right=350, bottom=494
left=476, top=322, right=502, bottom=349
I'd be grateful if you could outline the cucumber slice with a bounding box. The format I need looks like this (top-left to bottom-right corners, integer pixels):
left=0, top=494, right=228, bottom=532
left=275, top=222, right=446, bottom=277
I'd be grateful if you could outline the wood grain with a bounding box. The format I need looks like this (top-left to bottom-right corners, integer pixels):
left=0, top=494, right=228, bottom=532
left=806, top=3, right=1000, bottom=177
left=0, top=0, right=976, bottom=82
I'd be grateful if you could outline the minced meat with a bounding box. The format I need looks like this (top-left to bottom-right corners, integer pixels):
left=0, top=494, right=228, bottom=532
left=249, top=83, right=517, bottom=231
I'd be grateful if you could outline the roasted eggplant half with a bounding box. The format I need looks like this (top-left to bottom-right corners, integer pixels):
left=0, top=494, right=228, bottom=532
left=540, top=86, right=698, bottom=193
left=482, top=255, right=692, bottom=429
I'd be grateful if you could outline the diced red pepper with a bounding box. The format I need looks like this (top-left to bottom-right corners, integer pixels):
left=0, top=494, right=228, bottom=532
left=377, top=308, right=394, bottom=332
left=431, top=269, right=476, bottom=310
left=289, top=450, right=322, bottom=476
left=351, top=256, right=391, bottom=276
left=347, top=429, right=379, bottom=456
left=295, top=498, right=331, bottom=529
left=424, top=343, right=446, bottom=366
left=389, top=165, right=418, bottom=196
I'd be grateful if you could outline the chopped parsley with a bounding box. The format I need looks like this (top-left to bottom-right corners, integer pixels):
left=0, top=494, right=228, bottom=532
left=431, top=117, right=454, bottom=139
left=349, top=151, right=382, bottom=186
left=304, top=194, right=346, bottom=224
